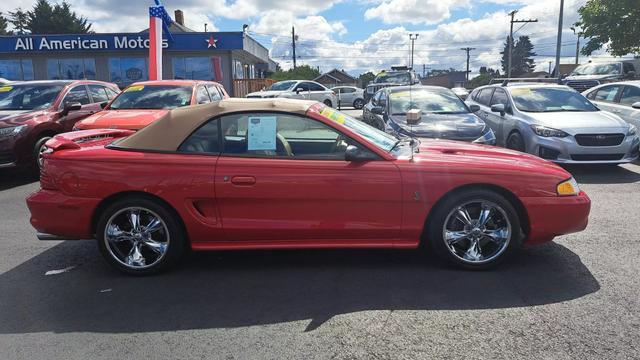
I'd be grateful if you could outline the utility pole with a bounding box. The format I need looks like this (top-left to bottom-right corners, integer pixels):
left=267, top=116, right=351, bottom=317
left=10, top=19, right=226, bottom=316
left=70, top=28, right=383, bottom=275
left=507, top=10, right=538, bottom=78
left=571, top=26, right=581, bottom=65
left=292, top=26, right=297, bottom=69
left=409, top=33, right=419, bottom=69
left=554, top=0, right=564, bottom=83
left=460, top=47, right=476, bottom=83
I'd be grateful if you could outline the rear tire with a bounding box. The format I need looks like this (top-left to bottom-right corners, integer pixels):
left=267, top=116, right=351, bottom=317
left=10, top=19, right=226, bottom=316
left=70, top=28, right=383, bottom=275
left=427, top=189, right=522, bottom=270
left=506, top=131, right=526, bottom=152
left=353, top=98, right=364, bottom=109
left=96, top=197, right=185, bottom=275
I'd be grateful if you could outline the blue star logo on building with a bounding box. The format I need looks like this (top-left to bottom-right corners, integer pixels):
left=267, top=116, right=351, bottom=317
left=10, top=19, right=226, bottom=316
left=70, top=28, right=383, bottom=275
left=206, top=36, right=218, bottom=48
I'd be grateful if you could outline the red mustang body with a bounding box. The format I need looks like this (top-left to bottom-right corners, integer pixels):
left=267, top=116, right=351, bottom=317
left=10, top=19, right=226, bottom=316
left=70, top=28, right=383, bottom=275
left=27, top=101, right=590, bottom=254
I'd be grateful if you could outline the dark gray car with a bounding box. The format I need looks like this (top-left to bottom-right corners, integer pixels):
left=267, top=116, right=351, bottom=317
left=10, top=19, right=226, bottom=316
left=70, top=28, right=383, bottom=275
left=362, top=86, right=496, bottom=144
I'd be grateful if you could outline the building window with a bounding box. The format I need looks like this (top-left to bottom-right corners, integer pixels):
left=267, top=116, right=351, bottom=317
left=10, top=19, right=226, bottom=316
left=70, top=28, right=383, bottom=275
left=0, top=59, right=34, bottom=81
left=233, top=60, right=244, bottom=79
left=47, top=58, right=96, bottom=80
left=108, top=58, right=148, bottom=88
left=173, top=57, right=223, bottom=82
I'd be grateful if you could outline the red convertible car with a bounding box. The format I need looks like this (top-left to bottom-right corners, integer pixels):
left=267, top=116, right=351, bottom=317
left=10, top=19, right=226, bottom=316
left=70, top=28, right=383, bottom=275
left=27, top=99, right=591, bottom=275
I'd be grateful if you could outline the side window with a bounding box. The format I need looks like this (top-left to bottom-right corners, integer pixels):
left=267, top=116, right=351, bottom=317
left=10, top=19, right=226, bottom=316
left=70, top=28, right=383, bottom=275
left=196, top=86, right=211, bottom=104
left=490, top=88, right=509, bottom=106
left=623, top=62, right=635, bottom=74
left=105, top=87, right=119, bottom=100
left=593, top=85, right=621, bottom=102
left=477, top=88, right=494, bottom=105
left=220, top=112, right=355, bottom=160
left=178, top=119, right=220, bottom=154
left=620, top=86, right=640, bottom=106
left=207, top=85, right=222, bottom=101
left=378, top=91, right=387, bottom=106
left=308, top=82, right=325, bottom=91
left=88, top=85, right=110, bottom=103
left=342, top=87, right=355, bottom=94
left=62, top=85, right=90, bottom=105
left=296, top=82, right=310, bottom=92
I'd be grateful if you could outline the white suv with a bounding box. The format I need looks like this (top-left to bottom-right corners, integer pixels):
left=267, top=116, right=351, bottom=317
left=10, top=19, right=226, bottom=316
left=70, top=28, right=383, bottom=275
left=247, top=80, right=338, bottom=108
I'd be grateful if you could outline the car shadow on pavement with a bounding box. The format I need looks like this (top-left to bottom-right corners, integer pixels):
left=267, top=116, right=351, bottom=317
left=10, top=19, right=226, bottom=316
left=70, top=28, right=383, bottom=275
left=0, top=241, right=599, bottom=334
left=0, top=170, right=37, bottom=191
left=562, top=164, right=640, bottom=184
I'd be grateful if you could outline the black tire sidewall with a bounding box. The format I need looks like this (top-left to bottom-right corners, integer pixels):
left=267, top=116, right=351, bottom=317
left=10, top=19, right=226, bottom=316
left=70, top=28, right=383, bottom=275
left=507, top=132, right=525, bottom=152
left=323, top=99, right=333, bottom=107
left=353, top=99, right=364, bottom=109
left=96, top=197, right=185, bottom=275
left=33, top=136, right=52, bottom=170
left=428, top=189, right=522, bottom=270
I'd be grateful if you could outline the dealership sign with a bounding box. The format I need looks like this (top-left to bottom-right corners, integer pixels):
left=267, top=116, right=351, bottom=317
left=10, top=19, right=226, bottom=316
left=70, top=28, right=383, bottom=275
left=0, top=32, right=244, bottom=53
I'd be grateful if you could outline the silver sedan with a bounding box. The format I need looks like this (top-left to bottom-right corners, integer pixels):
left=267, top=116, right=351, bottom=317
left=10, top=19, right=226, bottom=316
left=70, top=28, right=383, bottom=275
left=583, top=81, right=640, bottom=129
left=466, top=83, right=639, bottom=164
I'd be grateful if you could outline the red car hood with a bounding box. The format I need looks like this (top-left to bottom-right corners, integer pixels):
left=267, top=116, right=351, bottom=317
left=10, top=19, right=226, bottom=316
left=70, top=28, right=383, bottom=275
left=74, top=109, right=170, bottom=131
left=413, top=140, right=570, bottom=178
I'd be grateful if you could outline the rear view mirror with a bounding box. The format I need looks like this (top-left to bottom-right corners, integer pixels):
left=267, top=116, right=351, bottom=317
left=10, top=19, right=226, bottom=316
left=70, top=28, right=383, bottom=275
left=632, top=102, right=640, bottom=109
left=469, top=104, right=480, bottom=113
left=491, top=103, right=506, bottom=116
left=345, top=145, right=377, bottom=162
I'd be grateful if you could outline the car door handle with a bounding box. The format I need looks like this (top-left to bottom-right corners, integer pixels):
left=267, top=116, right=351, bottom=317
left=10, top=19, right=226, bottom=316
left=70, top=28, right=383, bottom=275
left=230, top=176, right=256, bottom=186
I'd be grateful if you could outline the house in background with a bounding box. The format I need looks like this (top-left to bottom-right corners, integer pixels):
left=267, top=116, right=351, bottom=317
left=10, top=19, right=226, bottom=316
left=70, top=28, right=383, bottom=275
left=314, top=69, right=358, bottom=88
left=421, top=71, right=467, bottom=88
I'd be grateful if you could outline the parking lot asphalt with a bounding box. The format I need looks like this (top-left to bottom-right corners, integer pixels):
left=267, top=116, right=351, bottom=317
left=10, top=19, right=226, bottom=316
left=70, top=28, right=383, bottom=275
left=1, top=109, right=639, bottom=359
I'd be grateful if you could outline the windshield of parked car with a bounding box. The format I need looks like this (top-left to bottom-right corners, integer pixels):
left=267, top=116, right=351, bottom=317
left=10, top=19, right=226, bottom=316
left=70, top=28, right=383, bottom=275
left=510, top=87, right=598, bottom=112
left=374, top=72, right=411, bottom=84
left=268, top=81, right=297, bottom=91
left=314, top=106, right=397, bottom=152
left=389, top=89, right=469, bottom=115
left=108, top=85, right=192, bottom=110
left=570, top=63, right=621, bottom=76
left=0, top=84, right=64, bottom=110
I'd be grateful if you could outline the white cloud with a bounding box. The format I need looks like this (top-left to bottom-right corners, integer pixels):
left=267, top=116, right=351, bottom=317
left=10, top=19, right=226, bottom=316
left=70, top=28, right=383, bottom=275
left=364, top=0, right=470, bottom=25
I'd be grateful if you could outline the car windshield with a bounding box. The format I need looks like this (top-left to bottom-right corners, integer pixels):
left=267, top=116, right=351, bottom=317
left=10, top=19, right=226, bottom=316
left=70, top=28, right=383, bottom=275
left=108, top=85, right=192, bottom=110
left=314, top=106, right=397, bottom=152
left=510, top=87, right=598, bottom=112
left=374, top=72, right=411, bottom=84
left=571, top=63, right=621, bottom=76
left=268, top=81, right=297, bottom=91
left=0, top=84, right=64, bottom=110
left=389, top=89, right=469, bottom=115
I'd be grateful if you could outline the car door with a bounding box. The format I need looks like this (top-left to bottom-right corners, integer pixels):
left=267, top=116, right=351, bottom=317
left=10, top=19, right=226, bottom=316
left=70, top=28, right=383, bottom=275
left=586, top=85, right=622, bottom=115
left=308, top=82, right=328, bottom=102
left=339, top=87, right=354, bottom=106
left=487, top=88, right=510, bottom=144
left=472, top=88, right=495, bottom=133
left=292, top=81, right=310, bottom=100
left=617, top=85, right=640, bottom=128
left=214, top=111, right=402, bottom=242
left=58, top=85, right=102, bottom=132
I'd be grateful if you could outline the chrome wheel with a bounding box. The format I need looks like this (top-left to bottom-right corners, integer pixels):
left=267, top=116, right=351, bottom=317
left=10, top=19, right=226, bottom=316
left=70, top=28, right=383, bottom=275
left=35, top=137, right=52, bottom=169
left=442, top=200, right=511, bottom=265
left=353, top=99, right=364, bottom=109
left=103, top=207, right=170, bottom=269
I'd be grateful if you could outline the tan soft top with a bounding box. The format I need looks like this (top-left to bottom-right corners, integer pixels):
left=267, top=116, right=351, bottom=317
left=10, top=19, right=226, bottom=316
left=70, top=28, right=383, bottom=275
left=115, top=98, right=318, bottom=151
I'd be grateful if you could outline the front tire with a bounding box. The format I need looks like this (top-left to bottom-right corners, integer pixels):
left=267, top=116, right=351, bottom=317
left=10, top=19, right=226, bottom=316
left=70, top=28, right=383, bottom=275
left=96, top=197, right=185, bottom=275
left=506, top=131, right=526, bottom=152
left=323, top=99, right=333, bottom=107
left=427, top=189, right=522, bottom=270
left=33, top=136, right=52, bottom=170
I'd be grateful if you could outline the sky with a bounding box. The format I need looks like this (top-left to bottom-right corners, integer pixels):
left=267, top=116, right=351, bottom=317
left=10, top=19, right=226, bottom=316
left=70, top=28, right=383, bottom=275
left=0, top=0, right=625, bottom=76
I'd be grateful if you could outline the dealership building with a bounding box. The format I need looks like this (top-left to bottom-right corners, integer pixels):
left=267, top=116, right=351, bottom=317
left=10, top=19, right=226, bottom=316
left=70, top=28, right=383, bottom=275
left=0, top=10, right=277, bottom=95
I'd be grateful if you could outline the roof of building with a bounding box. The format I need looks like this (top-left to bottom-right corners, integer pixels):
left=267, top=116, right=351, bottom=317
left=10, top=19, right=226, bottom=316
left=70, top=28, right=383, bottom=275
left=314, top=69, right=357, bottom=83
left=115, top=98, right=318, bottom=151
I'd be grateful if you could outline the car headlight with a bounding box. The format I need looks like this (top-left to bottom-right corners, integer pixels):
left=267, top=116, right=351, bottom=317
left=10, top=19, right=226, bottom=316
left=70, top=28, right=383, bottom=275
left=628, top=124, right=637, bottom=136
left=0, top=125, right=27, bottom=137
left=473, top=127, right=497, bottom=145
left=557, top=177, right=580, bottom=196
left=530, top=124, right=569, bottom=138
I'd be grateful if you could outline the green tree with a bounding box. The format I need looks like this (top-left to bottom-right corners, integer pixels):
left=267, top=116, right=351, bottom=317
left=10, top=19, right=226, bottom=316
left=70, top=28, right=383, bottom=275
left=577, top=0, right=640, bottom=56
left=0, top=13, right=10, bottom=35
left=468, top=67, right=500, bottom=89
left=8, top=9, right=28, bottom=34
left=358, top=71, right=375, bottom=87
left=268, top=65, right=321, bottom=81
left=500, top=36, right=536, bottom=77
left=26, top=0, right=91, bottom=34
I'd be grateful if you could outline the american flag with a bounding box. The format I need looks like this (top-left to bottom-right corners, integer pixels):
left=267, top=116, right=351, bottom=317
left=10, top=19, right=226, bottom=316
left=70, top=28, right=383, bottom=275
left=149, top=1, right=173, bottom=80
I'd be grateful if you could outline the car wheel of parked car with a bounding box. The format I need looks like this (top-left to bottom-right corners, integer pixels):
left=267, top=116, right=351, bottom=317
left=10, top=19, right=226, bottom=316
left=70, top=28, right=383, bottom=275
left=428, top=189, right=522, bottom=270
left=506, top=132, right=526, bottom=152
left=323, top=99, right=333, bottom=108
left=33, top=136, right=52, bottom=170
left=96, top=197, right=186, bottom=275
left=353, top=98, right=364, bottom=109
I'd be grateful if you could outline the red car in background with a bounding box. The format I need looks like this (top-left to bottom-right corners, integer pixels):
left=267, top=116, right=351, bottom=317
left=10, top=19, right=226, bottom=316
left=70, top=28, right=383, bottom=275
left=74, top=80, right=228, bottom=131
left=0, top=80, right=120, bottom=170
left=27, top=99, right=590, bottom=275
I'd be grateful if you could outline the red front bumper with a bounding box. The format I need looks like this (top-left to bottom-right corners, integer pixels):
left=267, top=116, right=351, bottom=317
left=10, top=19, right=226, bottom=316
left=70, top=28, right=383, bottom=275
left=521, top=191, right=591, bottom=245
left=26, top=190, right=100, bottom=239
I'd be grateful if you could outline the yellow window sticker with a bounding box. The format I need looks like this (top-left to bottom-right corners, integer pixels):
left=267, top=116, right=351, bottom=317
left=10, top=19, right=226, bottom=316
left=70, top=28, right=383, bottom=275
left=125, top=85, right=145, bottom=92
left=320, top=107, right=345, bottom=124
left=510, top=88, right=532, bottom=96
left=0, top=86, right=13, bottom=92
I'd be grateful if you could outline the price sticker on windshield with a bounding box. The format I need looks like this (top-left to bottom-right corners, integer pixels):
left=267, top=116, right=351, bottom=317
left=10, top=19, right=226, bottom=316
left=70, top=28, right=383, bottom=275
left=0, top=86, right=13, bottom=92
left=320, top=107, right=345, bottom=124
left=124, top=85, right=144, bottom=92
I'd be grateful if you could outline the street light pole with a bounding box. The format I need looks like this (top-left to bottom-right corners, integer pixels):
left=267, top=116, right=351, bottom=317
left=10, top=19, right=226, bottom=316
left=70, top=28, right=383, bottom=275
left=409, top=33, right=419, bottom=69
left=554, top=0, right=564, bottom=83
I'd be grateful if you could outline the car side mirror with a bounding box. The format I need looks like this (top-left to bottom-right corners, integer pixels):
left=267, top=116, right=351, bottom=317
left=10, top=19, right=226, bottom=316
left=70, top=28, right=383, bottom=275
left=345, top=145, right=377, bottom=162
left=491, top=103, right=506, bottom=116
left=632, top=102, right=640, bottom=109
left=62, top=101, right=82, bottom=115
left=99, top=101, right=109, bottom=109
left=371, top=106, right=384, bottom=115
left=295, top=87, right=303, bottom=94
left=562, top=73, right=568, bottom=79
left=468, top=104, right=480, bottom=113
